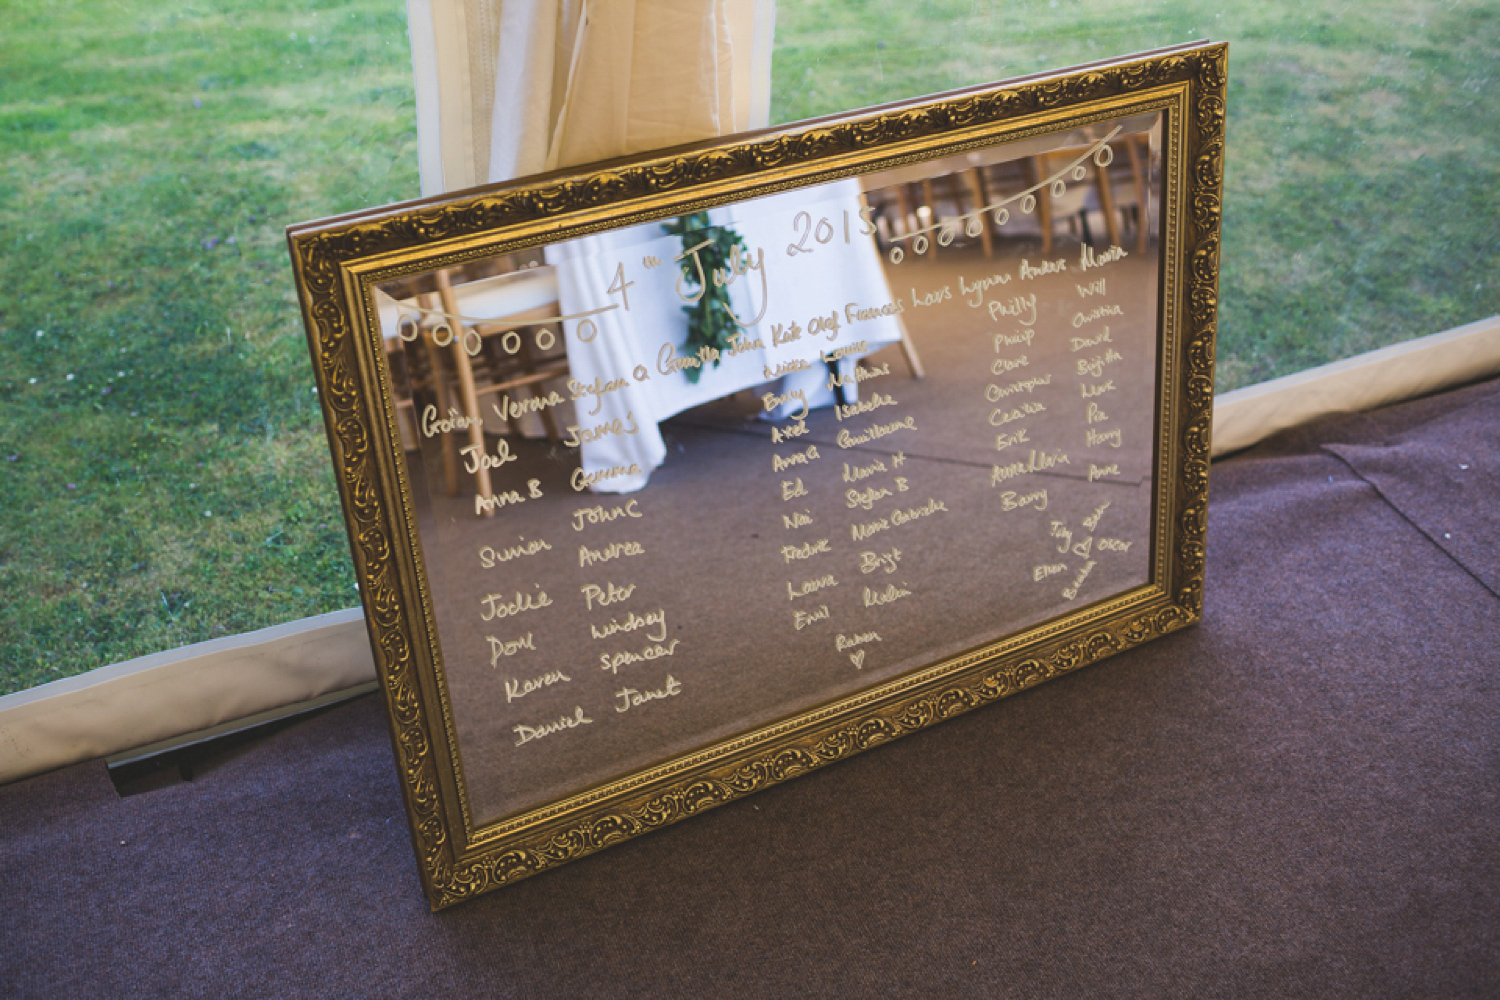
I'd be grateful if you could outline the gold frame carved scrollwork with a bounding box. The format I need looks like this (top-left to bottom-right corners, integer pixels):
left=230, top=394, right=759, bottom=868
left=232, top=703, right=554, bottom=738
left=287, top=42, right=1226, bottom=909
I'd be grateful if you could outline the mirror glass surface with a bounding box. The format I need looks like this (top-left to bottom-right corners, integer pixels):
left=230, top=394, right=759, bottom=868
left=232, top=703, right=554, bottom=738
left=375, top=111, right=1163, bottom=825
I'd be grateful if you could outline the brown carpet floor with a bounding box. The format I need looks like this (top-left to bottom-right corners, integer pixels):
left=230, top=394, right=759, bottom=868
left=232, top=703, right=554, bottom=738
left=2, top=378, right=1497, bottom=998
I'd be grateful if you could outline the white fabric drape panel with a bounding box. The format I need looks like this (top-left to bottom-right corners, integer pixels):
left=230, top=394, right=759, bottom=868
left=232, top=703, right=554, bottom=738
left=409, top=0, right=776, bottom=194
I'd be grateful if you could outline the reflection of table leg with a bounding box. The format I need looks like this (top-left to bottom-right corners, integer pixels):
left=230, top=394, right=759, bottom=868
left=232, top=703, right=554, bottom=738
left=893, top=184, right=913, bottom=241
left=1095, top=159, right=1122, bottom=248
left=436, top=271, right=493, bottom=510
left=921, top=178, right=938, bottom=254
left=419, top=294, right=461, bottom=497
left=1027, top=157, right=1054, bottom=256
left=897, top=312, right=925, bottom=379
left=1127, top=136, right=1149, bottom=255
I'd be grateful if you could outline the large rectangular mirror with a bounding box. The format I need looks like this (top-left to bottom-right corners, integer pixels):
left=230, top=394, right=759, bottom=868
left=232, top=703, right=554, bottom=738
left=289, top=42, right=1225, bottom=908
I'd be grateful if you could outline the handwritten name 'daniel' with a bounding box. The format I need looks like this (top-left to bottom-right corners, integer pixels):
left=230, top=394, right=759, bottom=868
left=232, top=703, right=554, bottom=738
left=513, top=706, right=591, bottom=747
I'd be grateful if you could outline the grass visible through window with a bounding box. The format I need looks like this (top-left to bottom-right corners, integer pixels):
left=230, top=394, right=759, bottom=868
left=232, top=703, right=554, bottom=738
left=1, top=0, right=1495, bottom=693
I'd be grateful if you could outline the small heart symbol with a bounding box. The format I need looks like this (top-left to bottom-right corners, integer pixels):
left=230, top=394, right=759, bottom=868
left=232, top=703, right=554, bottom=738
left=850, top=650, right=865, bottom=669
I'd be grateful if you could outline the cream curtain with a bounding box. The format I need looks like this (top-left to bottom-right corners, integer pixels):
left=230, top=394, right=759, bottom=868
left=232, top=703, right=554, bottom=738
left=407, top=0, right=777, bottom=193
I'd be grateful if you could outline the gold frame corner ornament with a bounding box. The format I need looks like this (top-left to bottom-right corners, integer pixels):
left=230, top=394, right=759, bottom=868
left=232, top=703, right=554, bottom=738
left=287, top=41, right=1227, bottom=909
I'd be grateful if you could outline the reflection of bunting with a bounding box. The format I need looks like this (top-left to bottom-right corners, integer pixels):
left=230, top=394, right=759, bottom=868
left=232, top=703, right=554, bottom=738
left=392, top=300, right=618, bottom=360
left=884, top=127, right=1124, bottom=262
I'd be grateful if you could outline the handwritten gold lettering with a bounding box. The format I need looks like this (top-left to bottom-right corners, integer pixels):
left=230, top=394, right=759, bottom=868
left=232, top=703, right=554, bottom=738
left=836, top=631, right=881, bottom=651
left=480, top=587, right=552, bottom=621
left=858, top=546, right=901, bottom=574
left=421, top=405, right=481, bottom=438
left=999, top=489, right=1048, bottom=512
left=614, top=674, right=683, bottom=711
left=787, top=574, right=838, bottom=600
left=772, top=444, right=820, bottom=471
left=862, top=583, right=912, bottom=607
left=959, top=271, right=1013, bottom=307
left=986, top=292, right=1039, bottom=325
left=571, top=499, right=642, bottom=531
left=578, top=540, right=646, bottom=568
left=834, top=392, right=898, bottom=423
left=826, top=361, right=890, bottom=391
left=1080, top=244, right=1128, bottom=271
left=835, top=416, right=916, bottom=448
left=488, top=632, right=536, bottom=667
left=581, top=581, right=637, bottom=610
left=761, top=388, right=808, bottom=419
left=566, top=375, right=629, bottom=417
left=1018, top=258, right=1067, bottom=280
left=503, top=666, right=571, bottom=703
left=985, top=374, right=1052, bottom=400
left=782, top=538, right=832, bottom=562
left=770, top=418, right=809, bottom=444
left=513, top=706, right=591, bottom=746
left=763, top=357, right=811, bottom=379
left=590, top=607, right=667, bottom=643
left=478, top=537, right=552, bottom=567
left=599, top=640, right=681, bottom=676
left=571, top=464, right=643, bottom=492
left=793, top=604, right=830, bottom=630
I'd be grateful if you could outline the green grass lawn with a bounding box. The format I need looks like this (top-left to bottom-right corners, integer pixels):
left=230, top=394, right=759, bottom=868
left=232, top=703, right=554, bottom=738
left=2, top=0, right=1496, bottom=694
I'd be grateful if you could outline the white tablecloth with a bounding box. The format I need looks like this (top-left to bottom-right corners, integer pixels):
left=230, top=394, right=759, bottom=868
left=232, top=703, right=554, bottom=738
left=547, top=177, right=905, bottom=492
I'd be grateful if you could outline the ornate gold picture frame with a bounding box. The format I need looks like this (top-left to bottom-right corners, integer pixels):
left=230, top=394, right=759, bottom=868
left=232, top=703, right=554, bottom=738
left=288, top=41, right=1225, bottom=909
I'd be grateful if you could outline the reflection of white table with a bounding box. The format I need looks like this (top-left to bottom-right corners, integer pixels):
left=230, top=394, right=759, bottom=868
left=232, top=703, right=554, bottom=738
left=548, top=178, right=907, bottom=492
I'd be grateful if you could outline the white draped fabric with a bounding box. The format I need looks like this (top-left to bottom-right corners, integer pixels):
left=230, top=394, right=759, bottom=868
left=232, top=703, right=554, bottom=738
left=407, top=0, right=776, bottom=194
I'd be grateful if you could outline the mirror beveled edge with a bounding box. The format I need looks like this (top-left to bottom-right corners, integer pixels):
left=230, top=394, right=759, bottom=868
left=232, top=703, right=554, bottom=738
left=287, top=41, right=1226, bottom=910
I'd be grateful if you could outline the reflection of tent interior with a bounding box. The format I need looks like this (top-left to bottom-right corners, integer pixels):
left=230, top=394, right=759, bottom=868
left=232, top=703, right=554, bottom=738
left=375, top=126, right=1158, bottom=502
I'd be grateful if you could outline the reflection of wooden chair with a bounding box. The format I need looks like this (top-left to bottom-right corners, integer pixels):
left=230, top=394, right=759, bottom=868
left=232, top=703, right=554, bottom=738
left=1022, top=135, right=1153, bottom=256
left=432, top=268, right=571, bottom=505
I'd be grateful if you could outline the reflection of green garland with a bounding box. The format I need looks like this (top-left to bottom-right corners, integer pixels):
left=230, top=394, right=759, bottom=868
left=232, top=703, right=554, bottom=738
left=663, top=212, right=747, bottom=383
